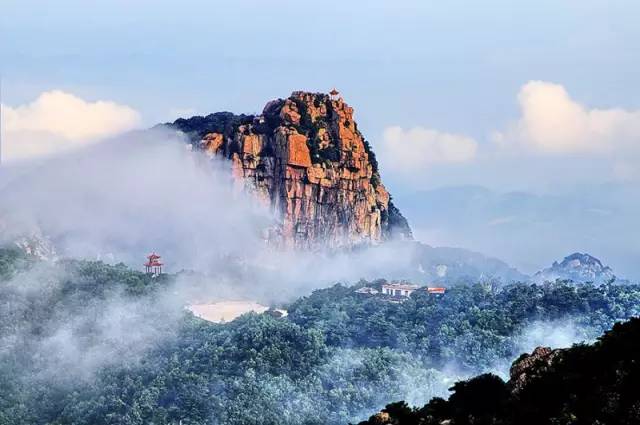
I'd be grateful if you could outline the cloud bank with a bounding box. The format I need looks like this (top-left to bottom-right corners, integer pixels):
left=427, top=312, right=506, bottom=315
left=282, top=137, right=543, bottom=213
left=0, top=126, right=472, bottom=302
left=381, top=80, right=640, bottom=189
left=1, top=90, right=141, bottom=162
left=0, top=128, right=273, bottom=272
left=495, top=81, right=640, bottom=155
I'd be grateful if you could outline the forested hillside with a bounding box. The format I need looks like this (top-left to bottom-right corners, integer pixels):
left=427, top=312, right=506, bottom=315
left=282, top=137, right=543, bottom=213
left=1, top=248, right=639, bottom=424
left=287, top=280, right=640, bottom=371
left=357, top=317, right=640, bottom=425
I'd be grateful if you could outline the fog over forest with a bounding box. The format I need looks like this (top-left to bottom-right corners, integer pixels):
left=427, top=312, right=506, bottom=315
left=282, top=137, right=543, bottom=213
left=1, top=129, right=639, bottom=424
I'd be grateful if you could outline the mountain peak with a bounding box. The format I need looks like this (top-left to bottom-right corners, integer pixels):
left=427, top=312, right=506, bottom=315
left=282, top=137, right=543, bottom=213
left=534, top=252, right=616, bottom=284
left=168, top=91, right=412, bottom=249
left=561, top=252, right=605, bottom=268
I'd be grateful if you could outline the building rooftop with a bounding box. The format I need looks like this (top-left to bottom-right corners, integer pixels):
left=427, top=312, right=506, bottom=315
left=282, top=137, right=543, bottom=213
left=427, top=287, right=446, bottom=294
left=382, top=282, right=419, bottom=291
left=355, top=287, right=379, bottom=294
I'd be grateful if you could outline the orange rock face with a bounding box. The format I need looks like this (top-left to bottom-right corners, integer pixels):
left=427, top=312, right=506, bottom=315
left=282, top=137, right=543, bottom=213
left=201, top=132, right=224, bottom=155
left=287, top=133, right=312, bottom=168
left=175, top=91, right=412, bottom=248
left=241, top=133, right=262, bottom=156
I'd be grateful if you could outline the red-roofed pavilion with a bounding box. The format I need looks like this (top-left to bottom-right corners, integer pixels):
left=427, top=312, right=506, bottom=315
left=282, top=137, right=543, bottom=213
left=144, top=253, right=163, bottom=275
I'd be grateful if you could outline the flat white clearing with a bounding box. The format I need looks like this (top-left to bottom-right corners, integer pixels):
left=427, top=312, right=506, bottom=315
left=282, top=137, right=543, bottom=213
left=187, top=301, right=269, bottom=323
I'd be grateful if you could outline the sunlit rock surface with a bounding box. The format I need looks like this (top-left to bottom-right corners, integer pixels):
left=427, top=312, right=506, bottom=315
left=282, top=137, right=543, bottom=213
left=169, top=91, right=412, bottom=249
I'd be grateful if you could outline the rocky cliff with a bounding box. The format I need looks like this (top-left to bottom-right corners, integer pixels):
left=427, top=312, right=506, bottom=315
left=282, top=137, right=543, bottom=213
left=169, top=91, right=412, bottom=249
left=508, top=346, right=562, bottom=394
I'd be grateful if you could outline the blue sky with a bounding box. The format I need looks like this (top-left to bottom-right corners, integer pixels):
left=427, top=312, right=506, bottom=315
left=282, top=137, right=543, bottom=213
left=3, top=0, right=638, bottom=131
left=2, top=0, right=640, bottom=275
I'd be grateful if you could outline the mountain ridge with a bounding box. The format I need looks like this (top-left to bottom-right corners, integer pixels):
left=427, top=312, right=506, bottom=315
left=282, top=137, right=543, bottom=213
left=398, top=184, right=640, bottom=279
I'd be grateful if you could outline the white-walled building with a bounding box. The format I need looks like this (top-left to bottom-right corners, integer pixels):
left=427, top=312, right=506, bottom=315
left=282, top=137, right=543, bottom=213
left=381, top=283, right=419, bottom=297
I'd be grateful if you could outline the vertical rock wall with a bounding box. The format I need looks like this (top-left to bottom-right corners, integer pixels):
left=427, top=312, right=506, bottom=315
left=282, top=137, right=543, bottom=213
left=171, top=91, right=412, bottom=249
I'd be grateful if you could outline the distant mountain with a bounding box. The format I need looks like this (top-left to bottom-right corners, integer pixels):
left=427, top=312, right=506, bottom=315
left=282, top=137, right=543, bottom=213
left=395, top=184, right=640, bottom=279
left=351, top=241, right=528, bottom=285
left=0, top=217, right=56, bottom=262
left=13, top=232, right=57, bottom=262
left=533, top=252, right=617, bottom=284
left=410, top=243, right=527, bottom=284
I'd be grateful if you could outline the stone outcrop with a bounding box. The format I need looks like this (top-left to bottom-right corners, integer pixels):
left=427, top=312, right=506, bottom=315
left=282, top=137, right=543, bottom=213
left=508, top=346, right=563, bottom=394
left=170, top=91, right=412, bottom=249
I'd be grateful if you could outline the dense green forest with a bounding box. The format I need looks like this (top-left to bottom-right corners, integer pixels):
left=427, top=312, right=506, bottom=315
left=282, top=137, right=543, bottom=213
left=287, top=279, right=640, bottom=371
left=1, top=247, right=639, bottom=424
left=357, top=317, right=640, bottom=425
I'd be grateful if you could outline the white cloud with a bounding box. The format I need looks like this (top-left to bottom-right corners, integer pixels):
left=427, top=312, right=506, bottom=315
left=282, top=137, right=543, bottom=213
left=496, top=81, right=640, bottom=155
left=381, top=126, right=478, bottom=173
left=379, top=81, right=640, bottom=189
left=1, top=90, right=141, bottom=162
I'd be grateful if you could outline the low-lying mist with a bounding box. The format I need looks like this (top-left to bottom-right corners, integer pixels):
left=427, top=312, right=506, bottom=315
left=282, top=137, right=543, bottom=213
left=0, top=130, right=520, bottom=305
left=1, top=129, right=634, bottom=425
left=0, top=261, right=184, bottom=386
left=2, top=246, right=634, bottom=424
left=0, top=128, right=273, bottom=271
